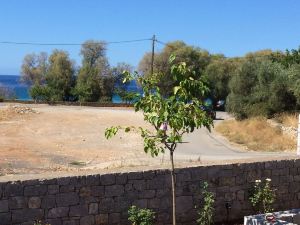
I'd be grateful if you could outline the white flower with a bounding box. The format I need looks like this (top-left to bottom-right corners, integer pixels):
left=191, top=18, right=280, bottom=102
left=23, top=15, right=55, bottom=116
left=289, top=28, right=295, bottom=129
left=255, top=179, right=261, bottom=183
left=266, top=178, right=271, bottom=182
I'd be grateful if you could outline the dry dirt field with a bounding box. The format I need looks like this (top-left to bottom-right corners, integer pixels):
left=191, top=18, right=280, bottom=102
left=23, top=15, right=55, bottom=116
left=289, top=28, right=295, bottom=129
left=0, top=103, right=161, bottom=177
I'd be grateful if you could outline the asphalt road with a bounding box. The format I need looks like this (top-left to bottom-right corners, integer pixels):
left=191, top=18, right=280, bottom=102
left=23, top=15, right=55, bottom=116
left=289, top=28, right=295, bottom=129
left=174, top=111, right=296, bottom=162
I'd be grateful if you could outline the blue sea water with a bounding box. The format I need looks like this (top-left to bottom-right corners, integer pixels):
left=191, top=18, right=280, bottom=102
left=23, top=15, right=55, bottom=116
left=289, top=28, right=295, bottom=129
left=0, top=75, right=141, bottom=103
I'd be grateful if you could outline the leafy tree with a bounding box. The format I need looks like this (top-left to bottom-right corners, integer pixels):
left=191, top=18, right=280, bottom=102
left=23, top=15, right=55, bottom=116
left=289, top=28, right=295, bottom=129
left=21, top=52, right=48, bottom=85
left=45, top=50, right=75, bottom=101
left=197, top=182, right=215, bottom=225
left=204, top=58, right=237, bottom=104
left=105, top=56, right=213, bottom=225
left=227, top=58, right=297, bottom=119
left=30, top=84, right=53, bottom=102
left=139, top=41, right=211, bottom=96
left=75, top=40, right=112, bottom=102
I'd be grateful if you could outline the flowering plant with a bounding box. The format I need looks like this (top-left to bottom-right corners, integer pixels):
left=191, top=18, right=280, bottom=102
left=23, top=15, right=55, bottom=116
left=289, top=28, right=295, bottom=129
left=249, top=178, right=276, bottom=214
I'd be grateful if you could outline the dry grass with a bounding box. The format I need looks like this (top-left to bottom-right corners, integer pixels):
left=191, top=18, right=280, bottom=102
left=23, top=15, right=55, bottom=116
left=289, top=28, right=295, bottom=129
left=215, top=117, right=296, bottom=152
left=274, top=112, right=299, bottom=128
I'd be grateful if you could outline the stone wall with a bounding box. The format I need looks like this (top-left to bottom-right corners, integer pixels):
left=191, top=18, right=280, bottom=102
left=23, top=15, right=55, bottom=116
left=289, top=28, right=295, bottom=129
left=1, top=159, right=300, bottom=225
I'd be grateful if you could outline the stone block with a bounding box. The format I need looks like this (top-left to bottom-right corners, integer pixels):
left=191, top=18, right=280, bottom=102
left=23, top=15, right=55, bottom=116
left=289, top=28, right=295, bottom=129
left=100, top=174, right=115, bottom=185
left=69, top=205, right=89, bottom=217
left=148, top=198, right=160, bottom=209
left=95, top=214, right=108, bottom=224
left=220, top=177, right=235, bottom=186
left=99, top=198, right=114, bottom=213
left=28, top=196, right=41, bottom=208
left=105, top=185, right=124, bottom=197
left=56, top=192, right=79, bottom=206
left=48, top=207, right=69, bottom=218
left=46, top=218, right=63, bottom=225
left=86, top=175, right=100, bottom=186
left=60, top=185, right=75, bottom=193
left=5, top=183, right=23, bottom=197
left=57, top=177, right=71, bottom=185
left=24, top=185, right=47, bottom=196
left=128, top=172, right=143, bottom=180
left=89, top=203, right=98, bottom=214
left=63, top=220, right=78, bottom=225
left=132, top=199, right=147, bottom=209
left=116, top=173, right=128, bottom=184
left=0, top=200, right=8, bottom=213
left=0, top=212, right=11, bottom=225
left=91, top=186, right=104, bottom=197
left=140, top=189, right=156, bottom=199
left=48, top=185, right=60, bottom=194
left=80, top=215, right=94, bottom=225
left=41, top=195, right=56, bottom=209
left=80, top=187, right=92, bottom=197
left=109, top=213, right=121, bottom=224
left=12, top=209, right=44, bottom=223
left=9, top=196, right=27, bottom=209
left=143, top=170, right=156, bottom=180
left=176, top=196, right=193, bottom=214
left=236, top=190, right=245, bottom=201
left=132, top=180, right=146, bottom=191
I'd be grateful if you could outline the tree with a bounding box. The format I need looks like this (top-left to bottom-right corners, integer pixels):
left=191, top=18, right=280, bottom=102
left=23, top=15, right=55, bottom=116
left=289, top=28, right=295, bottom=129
left=139, top=41, right=211, bottom=96
left=204, top=58, right=237, bottom=104
left=45, top=50, right=75, bottom=101
left=21, top=52, right=48, bottom=85
left=105, top=56, right=213, bottom=225
left=227, top=58, right=297, bottom=119
left=75, top=40, right=112, bottom=102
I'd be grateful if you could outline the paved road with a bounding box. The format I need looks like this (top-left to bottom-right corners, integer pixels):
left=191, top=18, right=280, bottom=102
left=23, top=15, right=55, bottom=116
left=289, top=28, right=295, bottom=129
left=174, top=111, right=296, bottom=162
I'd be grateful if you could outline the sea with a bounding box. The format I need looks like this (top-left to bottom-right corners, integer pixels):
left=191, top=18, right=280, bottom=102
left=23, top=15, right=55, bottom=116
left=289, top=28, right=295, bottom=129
left=0, top=75, right=141, bottom=103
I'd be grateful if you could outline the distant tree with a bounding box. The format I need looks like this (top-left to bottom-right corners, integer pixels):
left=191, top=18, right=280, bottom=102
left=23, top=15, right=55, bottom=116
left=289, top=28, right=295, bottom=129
left=204, top=59, right=237, bottom=103
left=75, top=40, right=113, bottom=102
left=138, top=41, right=211, bottom=96
left=227, top=58, right=297, bottom=119
left=45, top=50, right=75, bottom=101
left=21, top=52, right=48, bottom=85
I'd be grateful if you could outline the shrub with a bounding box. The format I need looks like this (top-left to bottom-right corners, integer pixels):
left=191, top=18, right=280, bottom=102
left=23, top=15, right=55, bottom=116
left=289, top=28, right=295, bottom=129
left=197, top=182, right=215, bottom=225
left=128, top=205, right=155, bottom=225
left=249, top=178, right=276, bottom=214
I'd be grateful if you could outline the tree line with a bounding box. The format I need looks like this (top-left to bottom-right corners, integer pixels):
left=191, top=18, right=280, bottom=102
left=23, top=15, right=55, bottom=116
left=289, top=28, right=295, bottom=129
left=21, top=40, right=132, bottom=103
left=20, top=40, right=300, bottom=119
left=138, top=41, right=300, bottom=119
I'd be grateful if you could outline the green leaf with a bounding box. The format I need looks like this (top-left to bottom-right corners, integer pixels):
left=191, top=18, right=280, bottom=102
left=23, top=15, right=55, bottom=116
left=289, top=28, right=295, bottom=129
left=169, top=54, right=176, bottom=63
left=174, top=86, right=181, bottom=95
left=125, top=127, right=131, bottom=132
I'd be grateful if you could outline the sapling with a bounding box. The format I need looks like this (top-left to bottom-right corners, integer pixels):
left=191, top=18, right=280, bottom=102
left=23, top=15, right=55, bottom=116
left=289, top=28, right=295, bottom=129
left=105, top=55, right=213, bottom=225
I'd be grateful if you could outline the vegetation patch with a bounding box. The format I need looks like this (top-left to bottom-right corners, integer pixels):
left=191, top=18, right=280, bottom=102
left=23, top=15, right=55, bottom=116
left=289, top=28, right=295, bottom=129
left=273, top=112, right=298, bottom=128
left=215, top=117, right=296, bottom=151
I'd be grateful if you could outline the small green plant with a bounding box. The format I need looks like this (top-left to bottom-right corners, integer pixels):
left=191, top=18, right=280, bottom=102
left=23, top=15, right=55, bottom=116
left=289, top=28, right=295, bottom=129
left=249, top=178, right=276, bottom=214
left=128, top=205, right=155, bottom=225
left=197, top=182, right=215, bottom=225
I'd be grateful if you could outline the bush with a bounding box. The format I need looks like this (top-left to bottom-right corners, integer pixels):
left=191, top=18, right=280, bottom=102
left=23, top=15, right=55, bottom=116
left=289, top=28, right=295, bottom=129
left=128, top=205, right=155, bottom=225
left=197, top=182, right=215, bottom=225
left=249, top=178, right=276, bottom=214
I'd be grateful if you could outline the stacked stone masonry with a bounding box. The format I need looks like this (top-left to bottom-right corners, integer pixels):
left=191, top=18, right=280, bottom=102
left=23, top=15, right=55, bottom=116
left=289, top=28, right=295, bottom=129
left=1, top=159, right=300, bottom=225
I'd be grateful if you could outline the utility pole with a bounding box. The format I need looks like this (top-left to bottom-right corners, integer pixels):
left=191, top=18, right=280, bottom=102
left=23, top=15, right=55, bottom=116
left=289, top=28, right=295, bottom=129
left=151, top=35, right=156, bottom=75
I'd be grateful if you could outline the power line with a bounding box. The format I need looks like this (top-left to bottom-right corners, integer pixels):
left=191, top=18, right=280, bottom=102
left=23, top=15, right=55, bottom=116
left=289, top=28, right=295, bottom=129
left=0, top=38, right=152, bottom=46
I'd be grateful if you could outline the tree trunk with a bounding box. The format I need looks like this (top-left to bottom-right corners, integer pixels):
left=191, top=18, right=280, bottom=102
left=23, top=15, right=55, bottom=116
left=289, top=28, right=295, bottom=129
left=170, top=150, right=176, bottom=225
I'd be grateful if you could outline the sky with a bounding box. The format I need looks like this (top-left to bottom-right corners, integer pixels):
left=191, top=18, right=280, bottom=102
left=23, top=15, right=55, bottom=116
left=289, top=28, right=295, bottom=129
left=0, top=0, right=299, bottom=75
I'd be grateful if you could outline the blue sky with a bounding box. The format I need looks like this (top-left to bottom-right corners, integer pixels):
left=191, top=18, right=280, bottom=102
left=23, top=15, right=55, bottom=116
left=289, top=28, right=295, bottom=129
left=0, top=0, right=299, bottom=75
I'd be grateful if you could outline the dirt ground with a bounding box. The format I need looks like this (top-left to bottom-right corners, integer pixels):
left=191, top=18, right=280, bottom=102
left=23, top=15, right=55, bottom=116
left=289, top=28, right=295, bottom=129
left=0, top=104, right=161, bottom=176
left=0, top=103, right=297, bottom=180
